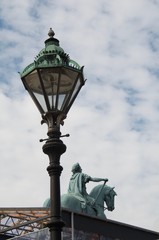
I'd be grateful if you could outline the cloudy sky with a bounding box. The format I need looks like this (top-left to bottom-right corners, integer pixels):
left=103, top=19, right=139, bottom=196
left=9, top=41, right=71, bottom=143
left=0, top=0, right=159, bottom=233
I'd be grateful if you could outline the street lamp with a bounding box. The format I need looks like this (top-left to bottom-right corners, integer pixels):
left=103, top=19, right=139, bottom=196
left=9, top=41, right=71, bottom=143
left=20, top=28, right=85, bottom=240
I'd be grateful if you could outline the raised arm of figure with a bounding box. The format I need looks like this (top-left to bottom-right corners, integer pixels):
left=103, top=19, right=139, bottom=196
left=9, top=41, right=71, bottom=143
left=90, top=177, right=108, bottom=183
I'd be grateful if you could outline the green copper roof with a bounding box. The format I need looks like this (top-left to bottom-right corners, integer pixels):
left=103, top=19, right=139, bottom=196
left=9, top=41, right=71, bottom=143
left=20, top=28, right=81, bottom=77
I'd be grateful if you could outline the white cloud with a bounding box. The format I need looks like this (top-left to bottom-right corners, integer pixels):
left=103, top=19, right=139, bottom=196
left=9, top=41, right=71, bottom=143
left=0, top=0, right=159, bottom=233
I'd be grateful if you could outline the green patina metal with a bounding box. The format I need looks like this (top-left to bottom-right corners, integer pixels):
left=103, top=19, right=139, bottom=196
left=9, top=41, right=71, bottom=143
left=20, top=28, right=81, bottom=78
left=44, top=163, right=117, bottom=219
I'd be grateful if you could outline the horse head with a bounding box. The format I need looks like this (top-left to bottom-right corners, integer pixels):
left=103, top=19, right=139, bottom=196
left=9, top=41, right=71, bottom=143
left=104, top=186, right=117, bottom=211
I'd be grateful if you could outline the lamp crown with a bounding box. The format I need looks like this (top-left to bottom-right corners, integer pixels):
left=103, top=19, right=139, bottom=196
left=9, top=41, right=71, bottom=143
left=20, top=28, right=81, bottom=78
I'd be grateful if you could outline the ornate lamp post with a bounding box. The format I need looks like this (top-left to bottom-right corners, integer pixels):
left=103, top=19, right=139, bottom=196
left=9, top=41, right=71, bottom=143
left=20, top=28, right=85, bottom=240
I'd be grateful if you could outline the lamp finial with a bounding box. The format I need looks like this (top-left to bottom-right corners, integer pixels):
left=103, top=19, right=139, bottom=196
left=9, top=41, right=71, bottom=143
left=48, top=28, right=55, bottom=38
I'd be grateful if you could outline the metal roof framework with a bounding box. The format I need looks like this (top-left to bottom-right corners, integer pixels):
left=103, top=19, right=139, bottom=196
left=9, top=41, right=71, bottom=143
left=0, top=208, right=50, bottom=238
left=0, top=208, right=159, bottom=240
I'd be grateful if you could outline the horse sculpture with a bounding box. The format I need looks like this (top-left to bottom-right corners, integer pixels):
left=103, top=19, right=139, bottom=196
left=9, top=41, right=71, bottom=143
left=43, top=163, right=117, bottom=219
left=61, top=184, right=116, bottom=219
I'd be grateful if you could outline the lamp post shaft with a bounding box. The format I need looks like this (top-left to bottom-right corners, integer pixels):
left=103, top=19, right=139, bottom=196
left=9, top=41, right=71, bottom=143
left=43, top=126, right=66, bottom=240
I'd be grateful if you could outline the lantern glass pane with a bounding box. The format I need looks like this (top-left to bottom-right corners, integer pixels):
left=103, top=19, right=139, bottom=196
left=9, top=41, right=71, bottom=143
left=58, top=94, right=66, bottom=110
left=59, top=68, right=78, bottom=94
left=39, top=68, right=59, bottom=110
left=39, top=67, right=79, bottom=111
left=24, top=70, right=47, bottom=112
left=67, top=76, right=81, bottom=106
left=58, top=68, right=78, bottom=111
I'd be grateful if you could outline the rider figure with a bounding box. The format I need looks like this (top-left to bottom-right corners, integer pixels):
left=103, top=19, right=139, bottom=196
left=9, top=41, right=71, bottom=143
left=68, top=163, right=108, bottom=213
